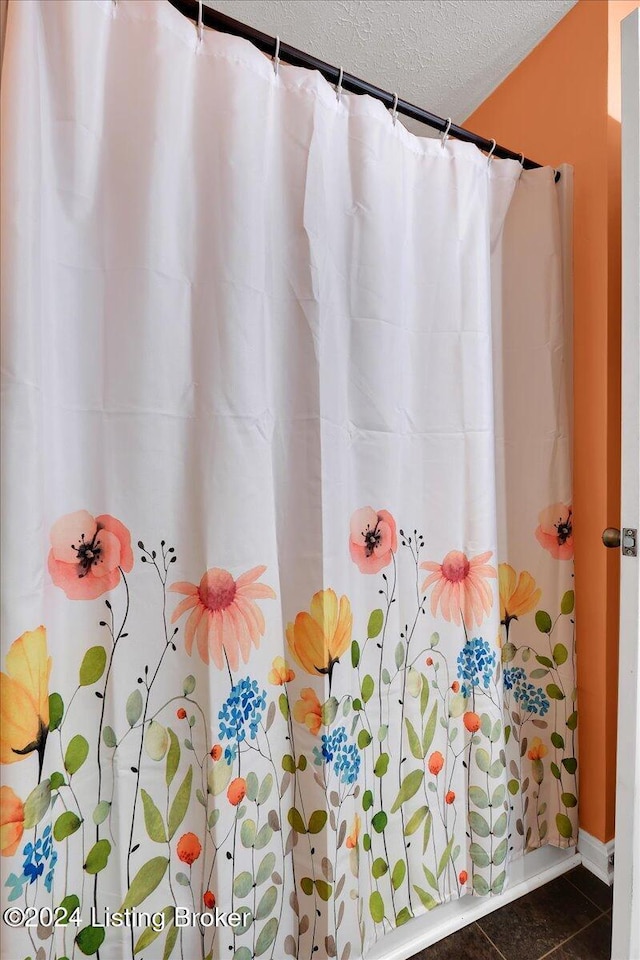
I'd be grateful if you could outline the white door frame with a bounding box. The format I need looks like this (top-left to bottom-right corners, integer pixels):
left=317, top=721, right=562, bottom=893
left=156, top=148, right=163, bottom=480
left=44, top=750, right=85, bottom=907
left=612, top=10, right=640, bottom=960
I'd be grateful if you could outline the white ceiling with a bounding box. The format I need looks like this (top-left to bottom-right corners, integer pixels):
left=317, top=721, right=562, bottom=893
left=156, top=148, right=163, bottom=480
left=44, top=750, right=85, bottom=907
left=205, top=0, right=577, bottom=135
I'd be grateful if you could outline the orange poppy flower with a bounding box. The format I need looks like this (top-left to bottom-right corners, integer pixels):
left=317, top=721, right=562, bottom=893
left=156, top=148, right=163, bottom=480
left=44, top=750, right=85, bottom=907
left=176, top=832, right=201, bottom=865
left=286, top=589, right=352, bottom=687
left=0, top=786, right=24, bottom=857
left=170, top=566, right=275, bottom=669
left=527, top=737, right=548, bottom=761
left=463, top=712, right=481, bottom=733
left=345, top=813, right=361, bottom=849
left=421, top=550, right=496, bottom=628
left=48, top=511, right=133, bottom=601
left=535, top=503, right=573, bottom=560
left=227, top=777, right=247, bottom=806
left=0, top=627, right=51, bottom=777
left=268, top=657, right=295, bottom=685
left=427, top=751, right=444, bottom=776
left=349, top=507, right=397, bottom=574
left=293, top=688, right=323, bottom=736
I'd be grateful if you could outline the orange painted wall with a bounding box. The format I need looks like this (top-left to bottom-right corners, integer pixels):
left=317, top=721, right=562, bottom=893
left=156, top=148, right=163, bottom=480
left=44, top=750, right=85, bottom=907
left=467, top=0, right=638, bottom=843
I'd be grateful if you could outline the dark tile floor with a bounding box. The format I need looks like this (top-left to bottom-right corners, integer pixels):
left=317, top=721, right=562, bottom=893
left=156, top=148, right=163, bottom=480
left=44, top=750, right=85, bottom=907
left=411, top=866, right=613, bottom=960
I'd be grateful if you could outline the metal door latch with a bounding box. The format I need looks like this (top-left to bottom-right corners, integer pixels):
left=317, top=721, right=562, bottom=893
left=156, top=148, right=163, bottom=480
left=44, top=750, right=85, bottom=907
left=622, top=528, right=638, bottom=557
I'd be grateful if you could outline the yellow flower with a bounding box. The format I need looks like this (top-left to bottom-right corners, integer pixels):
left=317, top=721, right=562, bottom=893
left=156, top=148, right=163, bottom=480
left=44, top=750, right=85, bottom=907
left=293, top=688, right=323, bottom=735
left=346, top=813, right=361, bottom=849
left=527, top=737, right=548, bottom=761
left=0, top=786, right=25, bottom=857
left=268, top=656, right=295, bottom=685
left=499, top=564, right=541, bottom=625
left=0, top=627, right=51, bottom=777
left=286, top=589, right=352, bottom=688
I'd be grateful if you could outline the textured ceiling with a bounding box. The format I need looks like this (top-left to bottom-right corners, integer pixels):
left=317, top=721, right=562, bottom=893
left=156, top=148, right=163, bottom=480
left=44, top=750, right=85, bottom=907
left=204, top=0, right=576, bottom=135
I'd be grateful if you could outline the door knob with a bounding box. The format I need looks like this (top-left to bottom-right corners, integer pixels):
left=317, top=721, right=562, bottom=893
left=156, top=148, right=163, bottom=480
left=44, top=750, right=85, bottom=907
left=602, top=527, right=621, bottom=548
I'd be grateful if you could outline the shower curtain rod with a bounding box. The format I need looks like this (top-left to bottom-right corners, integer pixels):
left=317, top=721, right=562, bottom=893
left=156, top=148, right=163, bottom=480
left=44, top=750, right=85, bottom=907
left=168, top=0, right=560, bottom=180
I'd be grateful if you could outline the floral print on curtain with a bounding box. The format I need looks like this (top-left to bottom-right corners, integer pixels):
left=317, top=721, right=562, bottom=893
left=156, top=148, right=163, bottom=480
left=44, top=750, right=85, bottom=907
left=1, top=501, right=575, bottom=960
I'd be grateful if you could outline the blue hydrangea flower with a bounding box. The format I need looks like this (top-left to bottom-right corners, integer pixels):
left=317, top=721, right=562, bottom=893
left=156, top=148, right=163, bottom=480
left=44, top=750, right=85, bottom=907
left=4, top=826, right=58, bottom=901
left=512, top=681, right=550, bottom=717
left=456, top=636, right=497, bottom=698
left=218, top=676, right=267, bottom=763
left=503, top=666, right=527, bottom=691
left=313, top=726, right=360, bottom=784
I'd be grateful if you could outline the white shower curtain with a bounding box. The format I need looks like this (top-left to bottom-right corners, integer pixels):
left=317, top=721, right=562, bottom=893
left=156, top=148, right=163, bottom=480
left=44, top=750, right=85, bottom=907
left=0, top=3, right=575, bottom=960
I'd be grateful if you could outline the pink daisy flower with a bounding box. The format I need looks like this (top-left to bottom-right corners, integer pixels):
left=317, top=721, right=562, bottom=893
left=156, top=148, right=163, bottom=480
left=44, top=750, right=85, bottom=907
left=420, top=549, right=496, bottom=628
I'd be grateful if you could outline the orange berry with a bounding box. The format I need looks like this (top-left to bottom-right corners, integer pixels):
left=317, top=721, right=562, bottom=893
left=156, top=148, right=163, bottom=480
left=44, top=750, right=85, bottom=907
left=451, top=681, right=460, bottom=693
left=227, top=777, right=247, bottom=806
left=445, top=790, right=455, bottom=804
left=176, top=708, right=187, bottom=720
left=459, top=870, right=468, bottom=885
left=210, top=744, right=222, bottom=761
left=427, top=751, right=444, bottom=776
left=463, top=711, right=481, bottom=733
left=426, top=657, right=433, bottom=666
left=203, top=890, right=215, bottom=909
left=176, top=832, right=201, bottom=865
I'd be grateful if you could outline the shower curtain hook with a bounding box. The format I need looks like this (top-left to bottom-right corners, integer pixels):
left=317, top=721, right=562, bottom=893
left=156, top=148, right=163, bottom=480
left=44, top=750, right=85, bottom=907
left=390, top=92, right=398, bottom=126
left=487, top=139, right=497, bottom=164
left=196, top=0, right=203, bottom=45
left=273, top=36, right=280, bottom=75
left=441, top=117, right=452, bottom=147
left=336, top=66, right=344, bottom=102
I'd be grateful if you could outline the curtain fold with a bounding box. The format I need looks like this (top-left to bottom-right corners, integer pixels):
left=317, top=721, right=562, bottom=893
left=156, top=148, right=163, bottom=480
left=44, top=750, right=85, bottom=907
left=0, top=3, right=575, bottom=960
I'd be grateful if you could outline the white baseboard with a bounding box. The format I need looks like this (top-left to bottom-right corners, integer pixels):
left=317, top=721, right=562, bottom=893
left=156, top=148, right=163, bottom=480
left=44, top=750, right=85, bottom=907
left=366, top=845, right=580, bottom=960
left=578, top=829, right=615, bottom=886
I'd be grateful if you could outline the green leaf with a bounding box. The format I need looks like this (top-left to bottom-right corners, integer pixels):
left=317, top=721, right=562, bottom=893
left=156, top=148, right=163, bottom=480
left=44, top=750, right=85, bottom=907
left=321, top=696, right=338, bottom=726
left=58, top=894, right=80, bottom=924
left=530, top=668, right=549, bottom=679
left=182, top=674, right=196, bottom=695
left=492, top=871, right=506, bottom=894
left=551, top=732, right=565, bottom=749
left=556, top=813, right=573, bottom=839
left=351, top=640, right=360, bottom=668
left=79, top=646, right=107, bottom=686
left=553, top=643, right=568, bottom=666
left=536, top=655, right=554, bottom=668
left=102, top=726, right=117, bottom=748
left=300, top=876, right=314, bottom=896
left=420, top=674, right=430, bottom=717
left=166, top=728, right=180, bottom=787
left=404, top=805, right=428, bottom=836
left=282, top=754, right=296, bottom=774
left=65, top=735, right=89, bottom=775
left=449, top=692, right=466, bottom=719
left=244, top=771, right=259, bottom=801
left=362, top=789, right=374, bottom=812
left=501, top=642, right=517, bottom=663
left=361, top=675, right=374, bottom=703
left=168, top=766, right=192, bottom=839
left=145, top=721, right=169, bottom=761
left=233, top=872, right=253, bottom=898
left=562, top=757, right=578, bottom=775
left=535, top=610, right=552, bottom=633
left=358, top=729, right=372, bottom=749
left=492, top=784, right=506, bottom=807
left=23, top=780, right=51, bottom=828
left=369, top=891, right=385, bottom=922
left=547, top=683, right=565, bottom=701
left=422, top=702, right=438, bottom=754
left=469, top=842, right=491, bottom=868
left=391, top=859, right=406, bottom=890
left=508, top=778, right=520, bottom=796
left=256, top=852, right=276, bottom=886
left=85, top=840, right=111, bottom=874
left=405, top=718, right=424, bottom=760
left=54, top=811, right=82, bottom=841
left=255, top=886, right=277, bottom=921
left=92, top=801, right=110, bottom=826
left=371, top=811, right=388, bottom=833
left=134, top=907, right=174, bottom=954
left=50, top=771, right=65, bottom=791
left=437, top=836, right=455, bottom=878
left=257, top=773, right=274, bottom=806
left=567, top=711, right=578, bottom=731
left=493, top=838, right=508, bottom=866
left=75, top=926, right=106, bottom=955
left=396, top=907, right=412, bottom=926
left=475, top=748, right=491, bottom=773
left=413, top=885, right=439, bottom=910
left=372, top=858, right=388, bottom=878
left=307, top=810, right=327, bottom=834
left=561, top=590, right=575, bottom=615
left=254, top=824, right=273, bottom=850
left=126, top=689, right=143, bottom=727
left=494, top=812, right=507, bottom=837
left=468, top=812, right=490, bottom=837
left=395, top=642, right=405, bottom=669
left=278, top=692, right=289, bottom=721
left=481, top=713, right=492, bottom=737
left=374, top=753, right=389, bottom=777
left=489, top=759, right=504, bottom=779
left=287, top=807, right=306, bottom=834
left=368, top=609, right=384, bottom=639
left=390, top=770, right=424, bottom=813
left=468, top=786, right=489, bottom=808
left=422, top=863, right=439, bottom=892
left=561, top=792, right=578, bottom=807
left=472, top=874, right=490, bottom=895
left=141, top=790, right=167, bottom=842
left=121, top=856, right=168, bottom=909
left=551, top=762, right=561, bottom=779
left=49, top=693, right=64, bottom=731
left=163, top=923, right=179, bottom=960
